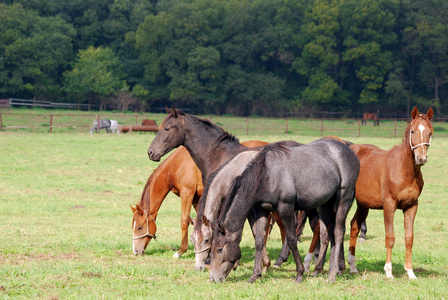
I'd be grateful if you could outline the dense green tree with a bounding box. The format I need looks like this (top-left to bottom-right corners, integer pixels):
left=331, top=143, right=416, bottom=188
left=63, top=46, right=127, bottom=109
left=0, top=3, right=75, bottom=100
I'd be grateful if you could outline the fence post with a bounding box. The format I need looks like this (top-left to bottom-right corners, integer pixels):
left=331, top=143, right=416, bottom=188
left=394, top=119, right=397, bottom=138
left=0, top=113, right=2, bottom=132
left=358, top=119, right=361, bottom=137
left=285, top=118, right=288, bottom=134
left=97, top=115, right=100, bottom=133
left=135, top=115, right=138, bottom=125
left=320, top=119, right=323, bottom=137
left=50, top=115, right=53, bottom=133
left=246, top=117, right=249, bottom=135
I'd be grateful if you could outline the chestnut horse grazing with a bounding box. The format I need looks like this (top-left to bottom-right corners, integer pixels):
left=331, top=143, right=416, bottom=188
left=131, top=146, right=203, bottom=257
left=348, top=107, right=434, bottom=279
left=131, top=140, right=268, bottom=257
left=362, top=113, right=379, bottom=126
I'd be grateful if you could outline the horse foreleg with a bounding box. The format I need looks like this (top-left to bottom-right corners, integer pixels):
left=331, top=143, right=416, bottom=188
left=278, top=203, right=304, bottom=283
left=248, top=208, right=270, bottom=283
left=174, top=190, right=195, bottom=258
left=348, top=204, right=369, bottom=274
left=403, top=205, right=418, bottom=279
left=383, top=200, right=396, bottom=279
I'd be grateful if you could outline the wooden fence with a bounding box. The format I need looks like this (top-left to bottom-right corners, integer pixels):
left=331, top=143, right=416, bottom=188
left=1, top=112, right=447, bottom=137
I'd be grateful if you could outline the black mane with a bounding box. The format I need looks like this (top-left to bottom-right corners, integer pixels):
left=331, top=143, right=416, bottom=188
left=217, top=143, right=290, bottom=224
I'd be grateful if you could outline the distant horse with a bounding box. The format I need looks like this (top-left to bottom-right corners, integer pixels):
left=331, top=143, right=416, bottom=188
left=362, top=113, right=379, bottom=126
left=131, top=141, right=269, bottom=258
left=148, top=107, right=303, bottom=280
left=90, top=118, right=111, bottom=133
left=209, top=140, right=359, bottom=283
left=347, top=107, right=433, bottom=279
left=142, top=119, right=157, bottom=126
left=110, top=120, right=119, bottom=134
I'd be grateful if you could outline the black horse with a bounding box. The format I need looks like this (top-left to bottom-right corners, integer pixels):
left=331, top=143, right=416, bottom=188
left=209, top=141, right=360, bottom=283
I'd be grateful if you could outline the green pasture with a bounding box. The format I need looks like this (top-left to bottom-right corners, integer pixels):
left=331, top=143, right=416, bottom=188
left=0, top=120, right=447, bottom=298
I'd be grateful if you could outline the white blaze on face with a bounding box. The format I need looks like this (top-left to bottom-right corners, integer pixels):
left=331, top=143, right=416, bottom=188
left=133, top=221, right=136, bottom=254
left=418, top=124, right=425, bottom=141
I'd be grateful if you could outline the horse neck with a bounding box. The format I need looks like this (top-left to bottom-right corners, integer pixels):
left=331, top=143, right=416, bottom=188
left=397, top=131, right=421, bottom=176
left=182, top=119, right=246, bottom=179
left=140, top=167, right=171, bottom=218
left=222, top=192, right=256, bottom=233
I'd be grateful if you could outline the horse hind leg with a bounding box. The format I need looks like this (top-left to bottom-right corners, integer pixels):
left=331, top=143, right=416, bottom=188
left=278, top=202, right=304, bottom=283
left=348, top=204, right=369, bottom=274
left=174, top=190, right=195, bottom=258
left=304, top=220, right=320, bottom=272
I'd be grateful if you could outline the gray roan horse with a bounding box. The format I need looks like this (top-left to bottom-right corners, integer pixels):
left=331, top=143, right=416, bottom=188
left=90, top=118, right=111, bottom=133
left=209, top=141, right=360, bottom=283
left=148, top=107, right=299, bottom=280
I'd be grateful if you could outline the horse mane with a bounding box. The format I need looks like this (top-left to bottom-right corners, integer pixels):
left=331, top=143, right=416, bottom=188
left=137, top=159, right=170, bottom=210
left=193, top=165, right=225, bottom=233
left=217, top=143, right=290, bottom=224
left=165, top=108, right=240, bottom=146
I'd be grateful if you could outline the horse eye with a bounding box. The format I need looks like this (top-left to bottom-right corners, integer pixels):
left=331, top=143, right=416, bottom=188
left=217, top=248, right=223, bottom=253
left=138, top=226, right=143, bottom=230
left=164, top=127, right=170, bottom=131
left=411, top=131, right=415, bottom=134
left=204, top=239, right=209, bottom=244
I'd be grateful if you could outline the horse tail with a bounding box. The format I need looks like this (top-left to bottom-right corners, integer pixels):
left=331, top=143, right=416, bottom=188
left=218, top=143, right=289, bottom=222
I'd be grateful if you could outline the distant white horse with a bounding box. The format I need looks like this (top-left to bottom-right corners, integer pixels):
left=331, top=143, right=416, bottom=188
left=110, top=120, right=119, bottom=134
left=90, top=119, right=111, bottom=134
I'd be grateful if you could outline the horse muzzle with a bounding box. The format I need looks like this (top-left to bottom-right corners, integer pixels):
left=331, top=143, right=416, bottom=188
left=148, top=149, right=161, bottom=161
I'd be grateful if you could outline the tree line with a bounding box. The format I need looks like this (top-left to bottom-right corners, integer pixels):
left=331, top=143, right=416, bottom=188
left=0, top=0, right=447, bottom=117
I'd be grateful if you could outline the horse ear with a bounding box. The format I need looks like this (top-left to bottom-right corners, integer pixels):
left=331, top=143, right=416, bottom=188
left=130, top=205, right=137, bottom=213
left=165, top=106, right=171, bottom=114
left=171, top=105, right=178, bottom=118
left=218, top=222, right=225, bottom=235
left=202, top=215, right=209, bottom=226
left=188, top=215, right=196, bottom=226
left=411, top=107, right=419, bottom=119
left=136, top=204, right=144, bottom=214
left=427, top=107, right=434, bottom=120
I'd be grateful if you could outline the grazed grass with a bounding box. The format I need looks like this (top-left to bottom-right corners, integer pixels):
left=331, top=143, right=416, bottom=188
left=0, top=129, right=447, bottom=299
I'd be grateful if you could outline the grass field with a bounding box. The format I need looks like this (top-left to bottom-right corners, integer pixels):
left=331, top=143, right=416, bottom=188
left=1, top=113, right=447, bottom=299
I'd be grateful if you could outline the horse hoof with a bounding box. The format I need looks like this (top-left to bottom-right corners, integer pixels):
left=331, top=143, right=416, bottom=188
left=358, top=237, right=366, bottom=243
left=248, top=275, right=260, bottom=283
left=173, top=252, right=181, bottom=259
left=295, top=275, right=303, bottom=283
left=311, top=271, right=319, bottom=277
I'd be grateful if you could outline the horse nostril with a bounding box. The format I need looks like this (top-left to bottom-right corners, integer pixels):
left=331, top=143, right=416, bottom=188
left=148, top=149, right=153, bottom=159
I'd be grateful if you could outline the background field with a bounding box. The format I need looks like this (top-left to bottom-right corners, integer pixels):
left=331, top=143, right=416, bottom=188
left=0, top=118, right=447, bottom=298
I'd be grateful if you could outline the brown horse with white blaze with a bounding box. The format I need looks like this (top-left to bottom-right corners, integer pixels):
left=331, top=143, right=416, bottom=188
left=348, top=107, right=433, bottom=279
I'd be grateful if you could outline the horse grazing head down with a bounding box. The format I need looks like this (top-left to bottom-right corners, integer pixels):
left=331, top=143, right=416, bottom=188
left=148, top=107, right=187, bottom=161
left=130, top=204, right=157, bottom=255
left=407, top=107, right=434, bottom=166
left=209, top=222, right=242, bottom=283
left=189, top=215, right=213, bottom=271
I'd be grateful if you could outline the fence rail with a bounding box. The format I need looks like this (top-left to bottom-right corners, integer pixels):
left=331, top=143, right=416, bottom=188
left=1, top=111, right=447, bottom=137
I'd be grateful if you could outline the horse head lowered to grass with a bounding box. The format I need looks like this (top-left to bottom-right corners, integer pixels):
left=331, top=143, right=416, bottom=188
left=347, top=107, right=433, bottom=279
